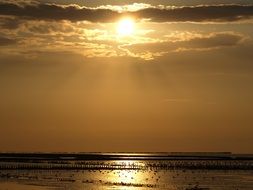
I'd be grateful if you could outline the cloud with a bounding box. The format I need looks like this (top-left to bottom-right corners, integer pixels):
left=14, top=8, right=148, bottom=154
left=0, top=0, right=37, bottom=7
left=0, top=36, right=17, bottom=46
left=0, top=1, right=253, bottom=23
left=0, top=1, right=250, bottom=61
left=181, top=32, right=245, bottom=48
left=0, top=17, right=247, bottom=60
left=134, top=5, right=253, bottom=23
left=122, top=32, right=246, bottom=60
left=0, top=1, right=118, bottom=22
left=0, top=16, right=22, bottom=29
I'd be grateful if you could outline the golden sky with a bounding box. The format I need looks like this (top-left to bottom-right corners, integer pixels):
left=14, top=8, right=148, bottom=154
left=0, top=0, right=253, bottom=153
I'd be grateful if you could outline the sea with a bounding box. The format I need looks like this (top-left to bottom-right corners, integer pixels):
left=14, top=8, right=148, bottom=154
left=0, top=152, right=252, bottom=190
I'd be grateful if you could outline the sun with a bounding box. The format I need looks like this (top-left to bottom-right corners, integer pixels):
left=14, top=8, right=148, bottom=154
left=117, top=18, right=135, bottom=36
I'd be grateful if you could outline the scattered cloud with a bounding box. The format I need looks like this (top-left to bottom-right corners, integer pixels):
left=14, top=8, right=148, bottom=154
left=0, top=16, right=22, bottom=29
left=0, top=17, right=248, bottom=60
left=122, top=32, right=246, bottom=60
left=0, top=36, right=17, bottom=46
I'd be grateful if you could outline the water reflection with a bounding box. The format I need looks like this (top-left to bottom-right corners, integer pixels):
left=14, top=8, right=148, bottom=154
left=75, top=161, right=157, bottom=189
left=0, top=160, right=253, bottom=190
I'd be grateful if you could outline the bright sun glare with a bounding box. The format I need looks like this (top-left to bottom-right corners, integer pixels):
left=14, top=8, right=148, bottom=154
left=117, top=18, right=135, bottom=36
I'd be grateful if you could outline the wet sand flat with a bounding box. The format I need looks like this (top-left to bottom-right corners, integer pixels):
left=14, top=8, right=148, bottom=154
left=0, top=153, right=252, bottom=190
left=0, top=169, right=253, bottom=190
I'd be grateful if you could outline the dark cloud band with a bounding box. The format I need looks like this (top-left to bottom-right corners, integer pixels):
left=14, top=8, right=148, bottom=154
left=0, top=1, right=253, bottom=22
left=135, top=5, right=253, bottom=22
left=0, top=2, right=118, bottom=22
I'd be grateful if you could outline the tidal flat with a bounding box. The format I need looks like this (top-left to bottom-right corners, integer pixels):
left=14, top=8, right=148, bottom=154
left=0, top=153, right=252, bottom=190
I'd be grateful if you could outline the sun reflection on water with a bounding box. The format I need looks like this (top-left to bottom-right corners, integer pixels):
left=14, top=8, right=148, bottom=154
left=97, top=161, right=159, bottom=189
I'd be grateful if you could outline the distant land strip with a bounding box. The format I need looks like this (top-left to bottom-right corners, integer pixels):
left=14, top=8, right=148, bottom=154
left=0, top=152, right=252, bottom=170
left=0, top=152, right=253, bottom=161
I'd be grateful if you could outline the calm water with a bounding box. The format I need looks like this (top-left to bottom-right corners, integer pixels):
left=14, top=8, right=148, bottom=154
left=0, top=153, right=253, bottom=190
